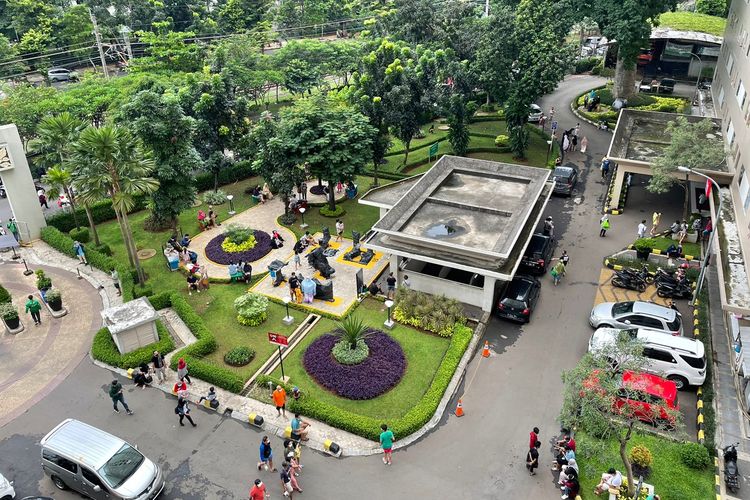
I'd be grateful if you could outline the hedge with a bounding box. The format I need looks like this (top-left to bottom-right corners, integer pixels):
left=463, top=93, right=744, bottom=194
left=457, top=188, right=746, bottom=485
left=45, top=197, right=148, bottom=233
left=256, top=322, right=474, bottom=441
left=0, top=283, right=11, bottom=304
left=168, top=294, right=245, bottom=393
left=148, top=291, right=173, bottom=310
left=40, top=226, right=135, bottom=302
left=92, top=321, right=175, bottom=368
left=194, top=160, right=255, bottom=192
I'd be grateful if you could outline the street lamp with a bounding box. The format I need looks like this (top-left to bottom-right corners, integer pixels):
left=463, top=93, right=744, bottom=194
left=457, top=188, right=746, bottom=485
left=282, top=296, right=294, bottom=325
left=676, top=166, right=722, bottom=304
left=384, top=299, right=394, bottom=329
left=689, top=53, right=704, bottom=111
left=299, top=207, right=308, bottom=229
left=227, top=194, right=235, bottom=215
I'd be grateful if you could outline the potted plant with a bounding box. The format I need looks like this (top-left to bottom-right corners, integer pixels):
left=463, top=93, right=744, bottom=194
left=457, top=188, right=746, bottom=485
left=0, top=302, right=20, bottom=330
left=634, top=238, right=656, bottom=259
left=45, top=288, right=63, bottom=312
left=36, top=269, right=52, bottom=292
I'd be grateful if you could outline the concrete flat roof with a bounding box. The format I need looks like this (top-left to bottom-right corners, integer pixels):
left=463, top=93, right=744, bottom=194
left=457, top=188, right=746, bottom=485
left=359, top=175, right=423, bottom=209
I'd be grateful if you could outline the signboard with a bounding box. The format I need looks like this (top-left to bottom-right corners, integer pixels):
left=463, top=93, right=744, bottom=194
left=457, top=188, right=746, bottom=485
left=429, top=142, right=439, bottom=157
left=551, top=121, right=558, bottom=131
left=268, top=332, right=289, bottom=347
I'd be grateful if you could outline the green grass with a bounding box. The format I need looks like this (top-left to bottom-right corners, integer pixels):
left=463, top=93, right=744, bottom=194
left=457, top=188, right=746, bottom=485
left=657, top=11, right=727, bottom=37
left=270, top=299, right=451, bottom=420
left=467, top=120, right=508, bottom=136
left=638, top=236, right=701, bottom=258
left=186, top=285, right=307, bottom=382
left=576, top=432, right=714, bottom=499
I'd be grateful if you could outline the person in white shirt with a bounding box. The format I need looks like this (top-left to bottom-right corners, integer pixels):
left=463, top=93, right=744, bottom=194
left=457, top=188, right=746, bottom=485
left=637, top=220, right=648, bottom=238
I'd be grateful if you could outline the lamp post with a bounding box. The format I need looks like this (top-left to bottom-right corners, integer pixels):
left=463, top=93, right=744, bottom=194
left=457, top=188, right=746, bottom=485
left=676, top=166, right=722, bottom=304
left=299, top=207, right=308, bottom=229
left=282, top=296, right=294, bottom=325
left=22, top=258, right=33, bottom=276
left=689, top=53, right=704, bottom=110
left=384, top=299, right=394, bottom=329
left=227, top=194, right=235, bottom=215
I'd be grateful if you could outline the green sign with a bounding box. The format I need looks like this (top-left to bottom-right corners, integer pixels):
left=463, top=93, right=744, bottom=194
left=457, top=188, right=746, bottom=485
left=429, top=142, right=439, bottom=158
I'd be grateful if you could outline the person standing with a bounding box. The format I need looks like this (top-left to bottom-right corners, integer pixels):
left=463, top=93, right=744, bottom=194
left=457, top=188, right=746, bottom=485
left=111, top=269, right=122, bottom=296
left=151, top=350, right=166, bottom=383
left=249, top=479, right=267, bottom=500
left=580, top=136, right=588, bottom=153
left=573, top=123, right=580, bottom=138
left=650, top=211, right=662, bottom=236
left=199, top=265, right=210, bottom=291
left=39, top=191, right=49, bottom=209
left=379, top=423, right=395, bottom=465
left=551, top=259, right=566, bottom=286
left=25, top=294, right=42, bottom=326
left=7, top=219, right=19, bottom=241
left=73, top=240, right=88, bottom=265
left=543, top=216, right=555, bottom=237
left=637, top=220, right=648, bottom=239
left=176, top=395, right=196, bottom=427
left=177, top=358, right=192, bottom=384
left=386, top=272, right=397, bottom=299
left=109, top=379, right=133, bottom=415
left=601, top=157, right=611, bottom=178
left=300, top=182, right=307, bottom=201
left=599, top=215, right=610, bottom=237
left=401, top=275, right=411, bottom=289
left=258, top=436, right=277, bottom=472
left=560, top=251, right=570, bottom=267
left=335, top=219, right=344, bottom=242
left=288, top=273, right=300, bottom=303
left=526, top=440, right=541, bottom=475
left=280, top=462, right=294, bottom=498
left=273, top=385, right=287, bottom=417
left=529, top=427, right=539, bottom=450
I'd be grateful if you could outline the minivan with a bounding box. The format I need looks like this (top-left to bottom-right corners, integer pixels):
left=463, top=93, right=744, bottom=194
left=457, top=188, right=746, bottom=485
left=47, top=68, right=78, bottom=82
left=589, top=327, right=706, bottom=389
left=41, top=419, right=164, bottom=499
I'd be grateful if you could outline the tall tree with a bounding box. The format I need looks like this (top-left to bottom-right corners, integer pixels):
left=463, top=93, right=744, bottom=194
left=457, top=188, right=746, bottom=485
left=132, top=23, right=204, bottom=73
left=472, top=8, right=516, bottom=105
left=0, top=33, right=29, bottom=78
left=71, top=125, right=159, bottom=285
left=218, top=0, right=268, bottom=33
left=120, top=88, right=200, bottom=233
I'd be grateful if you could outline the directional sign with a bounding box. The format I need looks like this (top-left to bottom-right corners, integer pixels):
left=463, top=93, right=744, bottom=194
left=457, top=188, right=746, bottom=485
left=551, top=121, right=558, bottom=131
left=268, top=332, right=289, bottom=347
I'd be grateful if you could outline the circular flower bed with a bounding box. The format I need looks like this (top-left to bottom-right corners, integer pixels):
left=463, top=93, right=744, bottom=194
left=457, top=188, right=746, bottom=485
left=303, top=330, right=406, bottom=400
left=205, top=230, right=273, bottom=265
left=309, top=184, right=326, bottom=195
left=224, top=346, right=256, bottom=367
left=332, top=339, right=369, bottom=365
left=221, top=235, right=257, bottom=253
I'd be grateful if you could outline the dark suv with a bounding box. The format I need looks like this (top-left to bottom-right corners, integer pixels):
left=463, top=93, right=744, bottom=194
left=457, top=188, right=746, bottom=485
left=519, top=233, right=555, bottom=275
left=495, top=275, right=541, bottom=323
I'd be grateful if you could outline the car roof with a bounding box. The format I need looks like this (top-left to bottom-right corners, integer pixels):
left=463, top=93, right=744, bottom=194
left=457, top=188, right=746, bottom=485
left=622, top=370, right=677, bottom=401
left=41, top=419, right=126, bottom=470
left=592, top=327, right=704, bottom=357
left=504, top=277, right=534, bottom=299
left=49, top=67, right=70, bottom=72
left=553, top=166, right=575, bottom=175
left=529, top=103, right=542, bottom=111
left=630, top=301, right=677, bottom=320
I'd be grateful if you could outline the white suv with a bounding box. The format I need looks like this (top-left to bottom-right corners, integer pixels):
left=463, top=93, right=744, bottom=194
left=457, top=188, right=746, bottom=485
left=589, top=327, right=706, bottom=389
left=589, top=300, right=683, bottom=336
left=0, top=472, right=15, bottom=499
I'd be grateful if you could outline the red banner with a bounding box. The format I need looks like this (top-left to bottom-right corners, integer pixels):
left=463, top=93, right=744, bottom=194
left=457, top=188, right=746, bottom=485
left=268, top=332, right=289, bottom=346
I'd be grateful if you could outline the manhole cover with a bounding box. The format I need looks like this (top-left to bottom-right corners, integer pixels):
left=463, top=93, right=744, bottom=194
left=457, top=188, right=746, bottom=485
left=137, top=249, right=157, bottom=260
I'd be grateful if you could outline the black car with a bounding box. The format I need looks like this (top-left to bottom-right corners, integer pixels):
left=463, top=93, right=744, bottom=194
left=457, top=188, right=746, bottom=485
left=495, top=275, right=541, bottom=323
left=519, top=233, right=555, bottom=275
left=659, top=78, right=675, bottom=94
left=552, top=165, right=578, bottom=196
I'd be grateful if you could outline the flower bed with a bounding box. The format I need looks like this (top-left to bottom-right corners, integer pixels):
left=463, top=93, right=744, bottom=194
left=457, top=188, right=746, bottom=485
left=205, top=230, right=273, bottom=265
left=309, top=185, right=326, bottom=195
left=303, top=330, right=406, bottom=400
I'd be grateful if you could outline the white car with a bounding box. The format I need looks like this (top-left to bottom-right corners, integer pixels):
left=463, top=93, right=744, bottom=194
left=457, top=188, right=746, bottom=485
left=589, top=300, right=683, bottom=336
left=0, top=472, right=15, bottom=499
left=528, top=103, right=543, bottom=122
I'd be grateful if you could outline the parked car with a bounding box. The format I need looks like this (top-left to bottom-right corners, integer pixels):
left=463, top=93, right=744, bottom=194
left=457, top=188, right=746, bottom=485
left=637, top=48, right=654, bottom=65
left=519, top=233, right=555, bottom=275
left=589, top=327, right=707, bottom=389
left=583, top=369, right=679, bottom=426
left=551, top=165, right=578, bottom=196
left=47, top=68, right=78, bottom=82
left=0, top=472, right=15, bottom=499
left=528, top=103, right=543, bottom=123
left=589, top=300, right=683, bottom=336
left=495, top=275, right=541, bottom=323
left=659, top=78, right=675, bottom=94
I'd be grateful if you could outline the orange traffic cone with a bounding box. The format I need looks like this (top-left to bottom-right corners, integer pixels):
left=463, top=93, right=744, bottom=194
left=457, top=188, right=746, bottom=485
left=482, top=341, right=490, bottom=358
left=455, top=399, right=464, bottom=417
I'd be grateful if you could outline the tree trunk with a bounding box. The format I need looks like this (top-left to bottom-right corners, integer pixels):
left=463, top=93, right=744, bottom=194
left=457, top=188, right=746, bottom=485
left=213, top=170, right=219, bottom=192
left=84, top=204, right=101, bottom=246
left=119, top=209, right=146, bottom=285
left=64, top=186, right=80, bottom=229
left=403, top=138, right=412, bottom=166
left=613, top=56, right=636, bottom=100
left=619, top=422, right=636, bottom=498
left=317, top=177, right=323, bottom=187
left=372, top=158, right=380, bottom=188
left=683, top=173, right=691, bottom=221
left=327, top=179, right=336, bottom=211
left=113, top=206, right=136, bottom=268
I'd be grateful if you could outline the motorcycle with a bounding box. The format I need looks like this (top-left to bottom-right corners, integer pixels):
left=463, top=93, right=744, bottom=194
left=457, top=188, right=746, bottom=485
left=656, top=281, right=692, bottom=299
left=724, top=443, right=740, bottom=493
left=612, top=272, right=647, bottom=292
left=619, top=265, right=654, bottom=284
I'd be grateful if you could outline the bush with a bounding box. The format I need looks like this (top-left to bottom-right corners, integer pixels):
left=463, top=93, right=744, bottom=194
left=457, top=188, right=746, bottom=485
left=194, top=160, right=255, bottom=192
left=494, top=134, right=510, bottom=147
left=91, top=321, right=175, bottom=368
left=630, top=444, right=653, bottom=478
left=591, top=59, right=614, bottom=77
left=0, top=284, right=11, bottom=304
left=132, top=285, right=154, bottom=298
left=679, top=442, right=711, bottom=469
left=393, top=288, right=466, bottom=337
left=45, top=197, right=148, bottom=233
left=634, top=237, right=657, bottom=253
left=68, top=227, right=90, bottom=243
left=319, top=205, right=346, bottom=217
left=234, top=292, right=269, bottom=326
left=575, top=56, right=602, bottom=74
left=94, top=243, right=113, bottom=256
left=479, top=103, right=496, bottom=112
left=203, top=189, right=228, bottom=205
left=332, top=339, right=369, bottom=365
left=0, top=302, right=18, bottom=321
left=45, top=287, right=62, bottom=303
left=148, top=292, right=172, bottom=310
left=221, top=224, right=257, bottom=252
left=224, top=346, right=256, bottom=366
left=36, top=269, right=52, bottom=290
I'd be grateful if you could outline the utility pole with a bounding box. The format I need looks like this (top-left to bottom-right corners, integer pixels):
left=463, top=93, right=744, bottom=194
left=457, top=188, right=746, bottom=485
left=89, top=9, right=110, bottom=78
left=120, top=26, right=133, bottom=61
left=484, top=0, right=489, bottom=17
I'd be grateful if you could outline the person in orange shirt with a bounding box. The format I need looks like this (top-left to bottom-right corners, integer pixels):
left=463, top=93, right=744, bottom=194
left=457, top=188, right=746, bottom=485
left=272, top=385, right=287, bottom=417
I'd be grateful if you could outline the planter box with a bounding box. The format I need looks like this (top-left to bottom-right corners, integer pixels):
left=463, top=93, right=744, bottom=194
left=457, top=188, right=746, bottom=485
left=38, top=291, right=67, bottom=318
left=3, top=317, right=24, bottom=334
left=671, top=232, right=699, bottom=243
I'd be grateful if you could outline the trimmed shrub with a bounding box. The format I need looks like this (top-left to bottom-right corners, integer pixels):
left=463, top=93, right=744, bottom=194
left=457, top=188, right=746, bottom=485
left=574, top=56, right=602, bottom=74
left=679, top=442, right=711, bottom=469
left=148, top=292, right=172, bottom=310
left=0, top=302, right=18, bottom=321
left=94, top=243, right=113, bottom=256
left=319, top=205, right=346, bottom=217
left=0, top=284, right=11, bottom=304
left=494, top=134, right=510, bottom=148
left=234, top=292, right=269, bottom=326
left=45, top=197, right=147, bottom=233
left=194, top=160, right=255, bottom=192
left=69, top=227, right=90, bottom=243
left=224, top=346, right=256, bottom=366
left=203, top=189, right=228, bottom=205
left=393, top=288, right=466, bottom=337
left=132, top=285, right=154, bottom=298
left=630, top=444, right=653, bottom=478
left=91, top=321, right=175, bottom=368
left=332, top=339, right=369, bottom=364
left=221, top=224, right=257, bottom=252
left=36, top=269, right=52, bottom=290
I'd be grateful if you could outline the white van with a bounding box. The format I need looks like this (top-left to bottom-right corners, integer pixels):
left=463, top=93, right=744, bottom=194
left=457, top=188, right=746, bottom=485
left=589, top=327, right=706, bottom=390
left=40, top=419, right=164, bottom=500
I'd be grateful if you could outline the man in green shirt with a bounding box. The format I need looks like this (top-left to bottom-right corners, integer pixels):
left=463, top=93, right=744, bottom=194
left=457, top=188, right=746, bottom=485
left=25, top=294, right=42, bottom=325
left=7, top=219, right=19, bottom=241
left=108, top=379, right=133, bottom=415
left=379, top=423, right=395, bottom=466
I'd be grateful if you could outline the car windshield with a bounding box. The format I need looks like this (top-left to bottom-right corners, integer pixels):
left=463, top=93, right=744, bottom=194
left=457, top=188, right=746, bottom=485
left=98, top=444, right=144, bottom=489
left=667, top=317, right=681, bottom=331
left=680, top=354, right=706, bottom=369
left=553, top=168, right=572, bottom=179
left=612, top=301, right=634, bottom=315
left=505, top=281, right=530, bottom=301
left=501, top=298, right=526, bottom=309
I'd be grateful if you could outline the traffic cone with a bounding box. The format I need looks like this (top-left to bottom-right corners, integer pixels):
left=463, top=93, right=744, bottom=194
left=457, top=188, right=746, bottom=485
left=455, top=399, right=464, bottom=417
left=482, top=341, right=490, bottom=358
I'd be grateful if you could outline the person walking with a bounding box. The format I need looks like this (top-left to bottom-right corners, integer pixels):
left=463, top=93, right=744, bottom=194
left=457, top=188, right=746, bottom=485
left=257, top=436, right=277, bottom=472
left=560, top=251, right=570, bottom=267
left=288, top=273, right=300, bottom=303
left=25, top=294, right=42, bottom=326
left=285, top=450, right=303, bottom=493
left=151, top=350, right=166, bottom=383
left=650, top=211, right=662, bottom=236
left=176, top=395, right=196, bottom=427
left=600, top=157, right=611, bottom=179
left=529, top=427, right=539, bottom=450
left=73, top=240, right=88, bottom=265
left=177, top=358, right=192, bottom=384
left=109, top=379, right=133, bottom=415
left=386, top=272, right=397, bottom=299
left=551, top=259, right=566, bottom=286
left=273, top=385, right=287, bottom=417
left=280, top=462, right=294, bottom=498
left=637, top=219, right=648, bottom=239
left=7, top=219, right=19, bottom=241
left=335, top=219, right=344, bottom=242
left=543, top=216, right=555, bottom=238
left=526, top=440, right=541, bottom=476
left=39, top=192, right=49, bottom=209
left=580, top=136, right=588, bottom=153
left=599, top=215, right=610, bottom=237
left=249, top=479, right=267, bottom=500
left=379, top=423, right=395, bottom=465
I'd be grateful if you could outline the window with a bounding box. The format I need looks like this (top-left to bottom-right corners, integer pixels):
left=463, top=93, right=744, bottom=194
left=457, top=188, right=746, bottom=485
left=719, top=87, right=726, bottom=107
left=740, top=167, right=750, bottom=213
left=42, top=450, right=77, bottom=473
left=727, top=120, right=736, bottom=148
left=738, top=80, right=747, bottom=109
left=626, top=315, right=664, bottom=329
left=82, top=468, right=106, bottom=489
left=643, top=347, right=677, bottom=364
left=727, top=53, right=735, bottom=75
left=680, top=354, right=706, bottom=369
left=98, top=444, right=144, bottom=489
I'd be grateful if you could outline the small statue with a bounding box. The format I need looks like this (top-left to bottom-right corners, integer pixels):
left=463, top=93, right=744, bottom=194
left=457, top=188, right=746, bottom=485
left=307, top=247, right=335, bottom=278
left=319, top=227, right=331, bottom=249
left=344, top=231, right=362, bottom=261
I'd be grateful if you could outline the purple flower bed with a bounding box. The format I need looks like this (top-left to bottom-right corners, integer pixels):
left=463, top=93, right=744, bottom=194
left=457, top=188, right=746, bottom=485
left=309, top=185, right=326, bottom=195
left=302, top=330, right=406, bottom=400
left=205, top=230, right=273, bottom=265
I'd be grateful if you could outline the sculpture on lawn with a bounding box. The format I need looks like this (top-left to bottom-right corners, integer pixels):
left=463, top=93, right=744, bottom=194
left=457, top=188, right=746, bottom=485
left=344, top=231, right=362, bottom=261
left=318, top=227, right=331, bottom=249
left=307, top=247, right=335, bottom=278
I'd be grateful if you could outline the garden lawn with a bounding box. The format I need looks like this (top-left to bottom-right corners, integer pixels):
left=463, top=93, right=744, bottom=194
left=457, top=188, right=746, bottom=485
left=185, top=284, right=307, bottom=382
left=270, top=299, right=450, bottom=420
left=657, top=12, right=726, bottom=37
left=575, top=431, right=714, bottom=499
left=93, top=177, right=262, bottom=295
left=637, top=236, right=701, bottom=259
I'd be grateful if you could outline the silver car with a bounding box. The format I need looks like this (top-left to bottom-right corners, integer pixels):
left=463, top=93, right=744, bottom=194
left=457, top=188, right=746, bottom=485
left=589, top=300, right=683, bottom=336
left=528, top=103, right=543, bottom=122
left=47, top=68, right=78, bottom=82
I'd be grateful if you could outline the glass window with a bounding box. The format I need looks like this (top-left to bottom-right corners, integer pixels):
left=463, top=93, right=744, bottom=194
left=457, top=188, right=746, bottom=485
left=680, top=354, right=706, bottom=369
left=740, top=167, right=750, bottom=213
left=82, top=468, right=105, bottom=489
left=98, top=445, right=144, bottom=489
left=643, top=347, right=676, bottom=363
left=727, top=53, right=735, bottom=75
left=719, top=87, right=725, bottom=107
left=727, top=120, right=735, bottom=147
left=738, top=80, right=747, bottom=109
left=612, top=302, right=634, bottom=315
left=42, top=450, right=78, bottom=473
left=628, top=315, right=664, bottom=329
left=667, top=317, right=682, bottom=332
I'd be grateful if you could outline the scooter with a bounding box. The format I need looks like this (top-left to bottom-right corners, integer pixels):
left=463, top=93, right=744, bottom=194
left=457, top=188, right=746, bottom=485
left=656, top=281, right=692, bottom=299
left=612, top=272, right=647, bottom=292
left=619, top=265, right=654, bottom=284
left=724, top=442, right=740, bottom=494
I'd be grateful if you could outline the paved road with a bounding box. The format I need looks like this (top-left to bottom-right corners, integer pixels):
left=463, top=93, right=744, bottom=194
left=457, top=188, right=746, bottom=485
left=0, top=75, right=686, bottom=499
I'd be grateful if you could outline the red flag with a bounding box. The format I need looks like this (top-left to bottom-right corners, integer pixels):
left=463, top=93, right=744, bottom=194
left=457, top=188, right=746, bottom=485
left=705, top=177, right=712, bottom=198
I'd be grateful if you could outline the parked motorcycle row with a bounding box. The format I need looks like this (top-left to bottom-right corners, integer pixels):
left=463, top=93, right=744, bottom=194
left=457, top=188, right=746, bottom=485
left=611, top=265, right=692, bottom=299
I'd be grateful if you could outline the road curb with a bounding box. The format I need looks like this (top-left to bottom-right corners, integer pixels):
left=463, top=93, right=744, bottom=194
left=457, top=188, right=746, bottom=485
left=569, top=98, right=614, bottom=134
left=603, top=165, right=628, bottom=214
left=694, top=302, right=707, bottom=445
left=715, top=456, right=722, bottom=499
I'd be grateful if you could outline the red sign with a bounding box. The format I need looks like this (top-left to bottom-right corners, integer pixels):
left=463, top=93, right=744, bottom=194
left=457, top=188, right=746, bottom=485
left=268, top=332, right=289, bottom=346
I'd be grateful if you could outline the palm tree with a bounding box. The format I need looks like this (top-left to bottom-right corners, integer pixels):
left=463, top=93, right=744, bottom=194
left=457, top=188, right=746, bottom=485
left=33, top=113, right=101, bottom=245
left=71, top=125, right=159, bottom=285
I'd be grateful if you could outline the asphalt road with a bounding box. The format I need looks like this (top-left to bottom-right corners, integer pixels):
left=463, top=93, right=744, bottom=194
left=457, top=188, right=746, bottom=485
left=0, top=75, right=693, bottom=500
